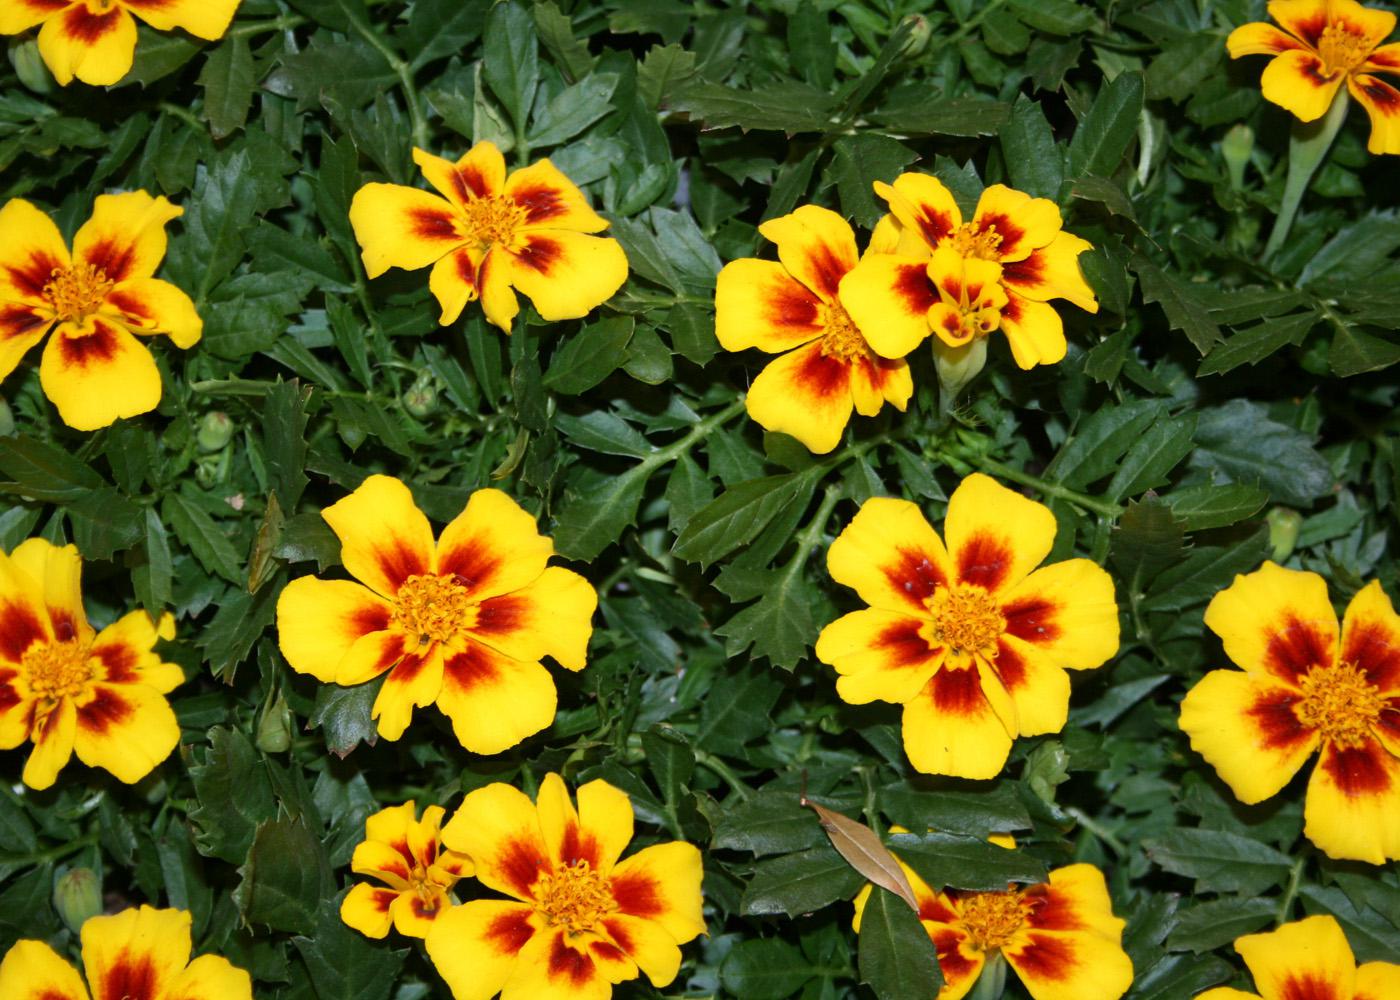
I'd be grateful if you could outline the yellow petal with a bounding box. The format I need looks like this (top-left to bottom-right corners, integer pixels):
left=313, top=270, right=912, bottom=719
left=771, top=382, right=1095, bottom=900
left=1234, top=914, right=1356, bottom=1000
left=1260, top=50, right=1345, bottom=122
left=1228, top=21, right=1307, bottom=58
left=849, top=351, right=912, bottom=416
left=503, top=230, right=629, bottom=322
left=501, top=926, right=625, bottom=1000
left=1002, top=923, right=1134, bottom=1000
left=744, top=340, right=856, bottom=455
left=1327, top=0, right=1397, bottom=49
left=277, top=577, right=396, bottom=684
left=435, top=488, right=554, bottom=602
left=1339, top=580, right=1400, bottom=695
left=1348, top=74, right=1400, bottom=155
left=123, top=0, right=240, bottom=39
left=1303, top=737, right=1400, bottom=863
left=36, top=3, right=136, bottom=86
left=8, top=538, right=89, bottom=643
left=22, top=698, right=76, bottom=790
left=1019, top=864, right=1128, bottom=941
left=714, top=258, right=824, bottom=354
left=39, top=317, right=162, bottom=431
left=163, top=954, right=254, bottom=1000
left=436, top=643, right=557, bottom=754
left=478, top=246, right=520, bottom=332
left=991, top=639, right=1070, bottom=737
left=468, top=566, right=596, bottom=671
left=873, top=173, right=962, bottom=251
left=608, top=841, right=706, bottom=944
left=0, top=303, right=52, bottom=382
left=0, top=939, right=90, bottom=1000
left=826, top=496, right=954, bottom=617
left=1194, top=991, right=1263, bottom=1000
left=102, top=277, right=202, bottom=348
left=971, top=184, right=1063, bottom=262
left=1000, top=291, right=1067, bottom=369
left=340, top=883, right=398, bottom=939
left=0, top=198, right=70, bottom=306
left=1001, top=232, right=1098, bottom=313
left=1178, top=670, right=1319, bottom=804
left=440, top=780, right=549, bottom=901
left=348, top=183, right=465, bottom=279
left=389, top=887, right=453, bottom=938
left=1203, top=561, right=1339, bottom=687
left=837, top=253, right=937, bottom=359
left=901, top=665, right=1013, bottom=779
left=0, top=0, right=72, bottom=35
left=999, top=558, right=1120, bottom=670
left=574, top=778, right=635, bottom=872
left=816, top=608, right=944, bottom=705
left=428, top=245, right=484, bottom=326
left=506, top=158, right=610, bottom=233
left=372, top=645, right=445, bottom=741
left=1363, top=41, right=1400, bottom=74
left=944, top=473, right=1057, bottom=595
left=81, top=906, right=191, bottom=1000
left=72, top=681, right=179, bottom=784
left=757, top=204, right=859, bottom=302
left=73, top=191, right=182, bottom=284
left=425, top=901, right=538, bottom=1000
left=601, top=913, right=683, bottom=988
left=1356, top=961, right=1400, bottom=1000
left=322, top=474, right=437, bottom=599
left=415, top=143, right=507, bottom=209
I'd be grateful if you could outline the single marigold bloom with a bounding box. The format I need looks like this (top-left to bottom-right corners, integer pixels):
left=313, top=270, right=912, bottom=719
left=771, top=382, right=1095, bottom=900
left=0, top=538, right=182, bottom=791
left=1228, top=0, right=1400, bottom=155
left=0, top=0, right=241, bottom=87
left=341, top=800, right=475, bottom=940
left=1179, top=563, right=1400, bottom=865
left=276, top=475, right=597, bottom=753
left=0, top=904, right=253, bottom=1000
left=852, top=843, right=1133, bottom=1000
left=1196, top=913, right=1400, bottom=1000
left=814, top=474, right=1119, bottom=779
left=714, top=205, right=913, bottom=454
left=0, top=193, right=201, bottom=430
left=349, top=141, right=628, bottom=333
left=839, top=174, right=1098, bottom=370
left=424, top=772, right=705, bottom=1000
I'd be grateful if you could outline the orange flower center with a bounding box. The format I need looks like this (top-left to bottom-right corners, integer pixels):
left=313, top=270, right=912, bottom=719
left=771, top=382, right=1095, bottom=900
left=947, top=223, right=1003, bottom=261
left=1296, top=662, right=1384, bottom=748
left=21, top=639, right=93, bottom=701
left=819, top=302, right=869, bottom=362
left=43, top=264, right=113, bottom=323
left=928, top=586, right=1004, bottom=655
left=1317, top=23, right=1373, bottom=76
left=392, top=574, right=476, bottom=645
left=462, top=195, right=527, bottom=249
left=958, top=890, right=1027, bottom=951
left=535, top=860, right=616, bottom=935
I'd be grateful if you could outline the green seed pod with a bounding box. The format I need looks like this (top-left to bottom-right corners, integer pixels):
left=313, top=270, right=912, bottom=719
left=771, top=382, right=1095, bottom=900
left=256, top=689, right=294, bottom=754
left=896, top=14, right=932, bottom=61
left=403, top=373, right=440, bottom=418
left=197, top=411, right=234, bottom=452
left=54, top=867, right=102, bottom=934
left=195, top=449, right=230, bottom=489
left=1221, top=124, right=1254, bottom=191
left=1267, top=507, right=1303, bottom=563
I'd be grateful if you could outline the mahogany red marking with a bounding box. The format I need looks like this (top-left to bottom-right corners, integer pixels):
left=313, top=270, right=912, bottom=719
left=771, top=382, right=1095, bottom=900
left=892, top=263, right=938, bottom=314
left=610, top=870, right=663, bottom=919
left=495, top=837, right=548, bottom=898
left=930, top=927, right=980, bottom=983
left=4, top=251, right=64, bottom=300
left=1320, top=741, right=1392, bottom=797
left=956, top=532, right=1012, bottom=591
left=1008, top=931, right=1077, bottom=982
left=61, top=6, right=125, bottom=46
left=992, top=640, right=1028, bottom=691
left=0, top=671, right=23, bottom=716
left=443, top=645, right=502, bottom=693
left=791, top=347, right=850, bottom=401
left=352, top=603, right=392, bottom=635
left=454, top=248, right=479, bottom=288
left=1355, top=76, right=1400, bottom=110
left=0, top=601, right=47, bottom=661
left=1002, top=595, right=1061, bottom=645
left=1002, top=252, right=1046, bottom=291
left=439, top=542, right=504, bottom=592
left=77, top=687, right=133, bottom=734
left=1246, top=686, right=1311, bottom=749
left=913, top=206, right=955, bottom=247
left=1265, top=615, right=1335, bottom=683
left=548, top=934, right=595, bottom=986
left=80, top=238, right=135, bottom=284
left=1021, top=884, right=1085, bottom=932
left=95, top=952, right=158, bottom=1000
left=512, top=185, right=568, bottom=225
left=485, top=907, right=535, bottom=953
left=764, top=281, right=822, bottom=331
left=974, top=213, right=1025, bottom=257
left=1279, top=974, right=1346, bottom=1000
left=800, top=241, right=850, bottom=301
left=0, top=304, right=50, bottom=337
left=93, top=642, right=139, bottom=684
left=375, top=540, right=428, bottom=592
left=875, top=618, right=938, bottom=667
left=883, top=547, right=948, bottom=607
left=1342, top=618, right=1400, bottom=691
left=58, top=324, right=119, bottom=367
left=514, top=236, right=562, bottom=275
left=928, top=665, right=984, bottom=715
left=557, top=820, right=600, bottom=868
left=104, top=290, right=152, bottom=323
left=409, top=208, right=461, bottom=242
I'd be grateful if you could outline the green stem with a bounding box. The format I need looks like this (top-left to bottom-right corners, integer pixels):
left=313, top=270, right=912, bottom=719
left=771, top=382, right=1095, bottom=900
left=693, top=750, right=752, bottom=801
left=1276, top=850, right=1308, bottom=926
left=0, top=831, right=99, bottom=867
left=1264, top=91, right=1349, bottom=261
left=639, top=398, right=747, bottom=473
left=157, top=102, right=202, bottom=129
left=970, top=952, right=1007, bottom=1000
left=1066, top=807, right=1127, bottom=857
left=344, top=5, right=430, bottom=149
left=966, top=457, right=1122, bottom=519
left=228, top=14, right=306, bottom=38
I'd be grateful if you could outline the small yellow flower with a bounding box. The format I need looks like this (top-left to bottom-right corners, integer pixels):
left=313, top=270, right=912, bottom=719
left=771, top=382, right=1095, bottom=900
left=424, top=773, right=705, bottom=1000
left=0, top=193, right=201, bottom=430
left=839, top=174, right=1098, bottom=370
left=1179, top=562, right=1400, bottom=864
left=349, top=140, right=629, bottom=332
left=275, top=475, right=597, bottom=753
left=1194, top=914, right=1400, bottom=1000
left=814, top=474, right=1120, bottom=779
left=714, top=205, right=913, bottom=454
left=0, top=0, right=242, bottom=87
left=341, top=800, right=475, bottom=940
left=0, top=905, right=253, bottom=999
left=0, top=538, right=182, bottom=791
left=1228, top=0, right=1400, bottom=155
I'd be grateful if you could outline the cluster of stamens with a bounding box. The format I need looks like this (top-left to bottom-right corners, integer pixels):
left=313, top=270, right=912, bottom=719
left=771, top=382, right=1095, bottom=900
left=947, top=223, right=1004, bottom=261
left=42, top=263, right=112, bottom=323
left=819, top=303, right=870, bottom=362
left=1295, top=661, right=1384, bottom=748
left=21, top=639, right=93, bottom=701
left=461, top=196, right=528, bottom=249
left=928, top=586, right=1005, bottom=655
left=1317, top=23, right=1372, bottom=76
left=957, top=890, right=1027, bottom=951
left=393, top=574, right=476, bottom=645
left=534, top=860, right=617, bottom=935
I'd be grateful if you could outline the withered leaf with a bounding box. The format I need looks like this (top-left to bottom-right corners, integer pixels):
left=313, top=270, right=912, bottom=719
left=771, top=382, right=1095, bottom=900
left=802, top=796, right=919, bottom=912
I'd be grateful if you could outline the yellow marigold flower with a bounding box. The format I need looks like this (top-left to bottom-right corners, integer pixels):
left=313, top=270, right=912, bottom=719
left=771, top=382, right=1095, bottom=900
left=341, top=800, right=475, bottom=940
left=714, top=205, right=913, bottom=454
left=349, top=141, right=629, bottom=332
left=814, top=474, right=1119, bottom=779
left=839, top=174, right=1098, bottom=370
left=0, top=538, right=182, bottom=791
left=0, top=0, right=241, bottom=87
left=275, top=475, right=597, bottom=753
left=1228, top=0, right=1400, bottom=155
left=0, top=193, right=201, bottom=430
left=852, top=840, right=1132, bottom=1000
left=1179, top=562, right=1400, bottom=865
left=0, top=904, right=252, bottom=1000
left=1195, top=913, right=1400, bottom=1000
left=424, top=772, right=705, bottom=1000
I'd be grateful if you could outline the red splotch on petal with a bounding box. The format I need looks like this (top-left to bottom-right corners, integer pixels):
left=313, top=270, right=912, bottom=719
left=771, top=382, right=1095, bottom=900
left=884, top=548, right=948, bottom=606
left=875, top=617, right=939, bottom=667
left=1002, top=252, right=1045, bottom=292
left=765, top=281, right=822, bottom=330
left=442, top=644, right=501, bottom=693
left=992, top=639, right=1029, bottom=692
left=1020, top=883, right=1086, bottom=932
left=603, top=916, right=635, bottom=953
left=557, top=820, right=601, bottom=869
left=974, top=213, right=1028, bottom=258
left=1266, top=616, right=1336, bottom=685
left=4, top=250, right=66, bottom=302
left=955, top=532, right=1013, bottom=592
left=0, top=670, right=24, bottom=718
left=801, top=243, right=850, bottom=301
left=1319, top=740, right=1393, bottom=797
left=76, top=687, right=133, bottom=735
left=919, top=893, right=959, bottom=924
left=610, top=869, right=663, bottom=920
left=353, top=602, right=393, bottom=636
left=496, top=837, right=549, bottom=900
left=1279, top=974, right=1347, bottom=1000
left=511, top=186, right=568, bottom=226
left=485, top=907, right=535, bottom=955
left=96, top=952, right=158, bottom=1000
left=1247, top=686, right=1312, bottom=749
left=929, top=926, right=980, bottom=984
left=1008, top=931, right=1078, bottom=982
left=80, top=239, right=135, bottom=285
left=514, top=235, right=562, bottom=274
left=92, top=643, right=139, bottom=684
left=1343, top=620, right=1400, bottom=692
left=911, top=206, right=956, bottom=249
left=791, top=344, right=851, bottom=401
left=59, top=4, right=126, bottom=47
left=1376, top=701, right=1400, bottom=746
left=1001, top=595, right=1061, bottom=646
left=928, top=665, right=984, bottom=716
left=548, top=934, right=595, bottom=988
left=0, top=303, right=50, bottom=339
left=0, top=602, right=47, bottom=663
left=377, top=544, right=430, bottom=596
left=892, top=263, right=939, bottom=315
left=410, top=208, right=461, bottom=243
left=454, top=166, right=492, bottom=202
left=58, top=325, right=120, bottom=369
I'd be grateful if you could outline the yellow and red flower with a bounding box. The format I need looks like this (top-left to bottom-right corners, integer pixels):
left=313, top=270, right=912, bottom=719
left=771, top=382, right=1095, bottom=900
left=852, top=845, right=1133, bottom=1000
left=1179, top=563, right=1400, bottom=864
left=714, top=205, right=913, bottom=454
left=424, top=772, right=705, bottom=1000
left=0, top=0, right=241, bottom=87
left=839, top=174, right=1098, bottom=370
left=275, top=475, right=597, bottom=753
left=349, top=141, right=629, bottom=333
left=0, top=904, right=253, bottom=1000
left=1228, top=0, right=1400, bottom=155
left=0, top=193, right=201, bottom=430
left=341, top=800, right=475, bottom=940
left=0, top=538, right=182, bottom=791
left=1195, top=913, right=1400, bottom=1000
left=814, top=474, right=1119, bottom=779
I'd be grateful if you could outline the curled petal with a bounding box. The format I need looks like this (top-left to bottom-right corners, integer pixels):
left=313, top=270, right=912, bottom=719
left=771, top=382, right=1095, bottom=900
left=0, top=669, right=31, bottom=750
left=1339, top=580, right=1400, bottom=694
left=502, top=230, right=628, bottom=322
left=21, top=700, right=74, bottom=789
left=8, top=538, right=89, bottom=643
left=73, top=191, right=182, bottom=284
left=602, top=913, right=683, bottom=988
left=873, top=173, right=962, bottom=251
left=1347, top=73, right=1400, bottom=155
left=971, top=184, right=1062, bottom=262
left=757, top=204, right=859, bottom=302
left=39, top=317, right=162, bottom=431
left=477, top=246, right=519, bottom=332
left=715, top=259, right=824, bottom=354
left=1260, top=50, right=1345, bottom=122
left=848, top=351, right=912, bottom=417
left=349, top=183, right=465, bottom=278
left=1327, top=0, right=1397, bottom=49
left=1001, top=232, right=1098, bottom=313
left=1228, top=21, right=1307, bottom=57
left=37, top=3, right=136, bottom=87
left=1364, top=41, right=1400, bottom=74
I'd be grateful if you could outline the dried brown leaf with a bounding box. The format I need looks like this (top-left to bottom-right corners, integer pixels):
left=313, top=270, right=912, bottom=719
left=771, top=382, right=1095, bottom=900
left=801, top=796, right=919, bottom=912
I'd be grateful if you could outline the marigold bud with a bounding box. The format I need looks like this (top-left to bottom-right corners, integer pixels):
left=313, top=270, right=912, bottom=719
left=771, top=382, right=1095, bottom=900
left=54, top=867, right=102, bottom=933
left=256, top=689, right=294, bottom=753
left=1267, top=507, right=1302, bottom=563
left=1221, top=125, right=1253, bottom=191
left=896, top=14, right=932, bottom=60
left=197, top=411, right=234, bottom=452
left=403, top=373, right=439, bottom=418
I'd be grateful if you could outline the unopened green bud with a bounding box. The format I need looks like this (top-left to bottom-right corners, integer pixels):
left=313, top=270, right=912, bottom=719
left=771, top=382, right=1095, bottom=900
left=10, top=39, right=54, bottom=95
left=54, top=867, right=102, bottom=933
left=197, top=411, right=234, bottom=452
left=1267, top=507, right=1302, bottom=563
left=1222, top=124, right=1254, bottom=190
left=194, top=449, right=230, bottom=489
left=932, top=337, right=988, bottom=410
left=0, top=398, right=13, bottom=437
left=896, top=14, right=932, bottom=60
left=402, top=373, right=439, bottom=418
left=1025, top=740, right=1070, bottom=807
left=256, top=689, right=294, bottom=753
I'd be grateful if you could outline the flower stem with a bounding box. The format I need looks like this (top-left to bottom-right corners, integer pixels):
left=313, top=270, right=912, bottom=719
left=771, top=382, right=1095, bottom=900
left=1264, top=91, right=1349, bottom=261
left=1276, top=849, right=1308, bottom=926
left=970, top=952, right=1007, bottom=1000
left=343, top=4, right=430, bottom=150
left=964, top=457, right=1122, bottom=519
left=693, top=750, right=752, bottom=801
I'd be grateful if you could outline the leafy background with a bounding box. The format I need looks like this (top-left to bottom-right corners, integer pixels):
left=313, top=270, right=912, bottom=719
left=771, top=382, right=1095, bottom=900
left=2, top=0, right=1399, bottom=997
